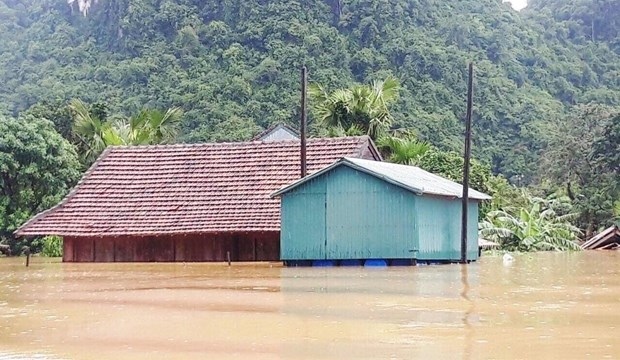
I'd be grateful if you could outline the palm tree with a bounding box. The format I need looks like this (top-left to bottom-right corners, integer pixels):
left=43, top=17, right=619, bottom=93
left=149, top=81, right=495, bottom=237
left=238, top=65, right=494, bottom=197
left=69, top=99, right=111, bottom=163
left=130, top=108, right=183, bottom=145
left=480, top=197, right=582, bottom=252
left=69, top=99, right=183, bottom=163
left=377, top=136, right=431, bottom=165
left=309, top=77, right=399, bottom=140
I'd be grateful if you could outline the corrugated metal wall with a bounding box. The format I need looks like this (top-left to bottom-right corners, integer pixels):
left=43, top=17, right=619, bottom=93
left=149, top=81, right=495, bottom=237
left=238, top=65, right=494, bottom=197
left=467, top=202, right=480, bottom=260
left=280, top=166, right=481, bottom=262
left=281, top=166, right=416, bottom=260
left=325, top=167, right=416, bottom=259
left=415, top=196, right=479, bottom=261
left=280, top=176, right=327, bottom=260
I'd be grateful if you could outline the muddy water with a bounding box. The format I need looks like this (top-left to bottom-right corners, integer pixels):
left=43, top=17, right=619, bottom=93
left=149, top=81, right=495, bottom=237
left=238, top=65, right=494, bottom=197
left=0, top=252, right=618, bottom=360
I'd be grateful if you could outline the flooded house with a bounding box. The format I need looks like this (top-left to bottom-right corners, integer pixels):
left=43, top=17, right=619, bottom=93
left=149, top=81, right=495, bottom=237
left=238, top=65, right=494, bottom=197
left=14, top=137, right=381, bottom=262
left=272, top=157, right=491, bottom=265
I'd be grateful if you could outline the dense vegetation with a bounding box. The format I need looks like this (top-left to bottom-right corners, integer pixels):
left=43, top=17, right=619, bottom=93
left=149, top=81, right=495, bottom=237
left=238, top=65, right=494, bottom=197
left=0, top=116, right=81, bottom=253
left=0, top=0, right=618, bottom=253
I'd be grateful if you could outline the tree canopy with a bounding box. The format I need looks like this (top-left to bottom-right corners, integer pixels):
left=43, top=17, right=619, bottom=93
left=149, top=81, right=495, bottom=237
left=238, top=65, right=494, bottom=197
left=0, top=115, right=81, bottom=253
left=0, top=0, right=618, bottom=180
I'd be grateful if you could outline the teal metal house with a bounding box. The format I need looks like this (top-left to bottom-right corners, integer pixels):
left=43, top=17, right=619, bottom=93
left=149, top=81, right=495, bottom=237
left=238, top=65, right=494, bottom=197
left=271, top=158, right=491, bottom=265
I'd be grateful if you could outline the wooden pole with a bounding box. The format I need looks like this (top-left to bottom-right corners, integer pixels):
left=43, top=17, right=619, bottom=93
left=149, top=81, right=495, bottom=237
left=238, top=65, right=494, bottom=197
left=461, top=63, right=474, bottom=264
left=300, top=66, right=308, bottom=178
left=24, top=246, right=31, bottom=267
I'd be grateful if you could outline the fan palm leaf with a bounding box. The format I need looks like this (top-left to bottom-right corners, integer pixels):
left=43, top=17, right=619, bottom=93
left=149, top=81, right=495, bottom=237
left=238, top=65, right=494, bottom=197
left=378, top=136, right=431, bottom=165
left=309, top=77, right=398, bottom=139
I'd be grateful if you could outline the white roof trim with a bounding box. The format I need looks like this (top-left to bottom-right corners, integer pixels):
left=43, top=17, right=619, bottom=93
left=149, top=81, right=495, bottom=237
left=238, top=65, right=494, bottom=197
left=271, top=157, right=492, bottom=200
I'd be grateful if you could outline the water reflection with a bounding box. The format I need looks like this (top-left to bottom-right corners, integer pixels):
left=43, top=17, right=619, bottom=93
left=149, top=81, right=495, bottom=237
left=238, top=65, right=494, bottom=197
left=0, top=252, right=619, bottom=359
left=461, top=265, right=473, bottom=360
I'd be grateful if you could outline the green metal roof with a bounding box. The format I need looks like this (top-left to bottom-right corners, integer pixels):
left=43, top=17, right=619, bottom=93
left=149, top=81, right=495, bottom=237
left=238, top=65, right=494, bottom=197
left=271, top=157, right=492, bottom=200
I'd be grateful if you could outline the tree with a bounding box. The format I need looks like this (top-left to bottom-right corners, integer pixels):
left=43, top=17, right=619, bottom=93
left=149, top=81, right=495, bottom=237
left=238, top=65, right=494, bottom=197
left=480, top=195, right=582, bottom=252
left=70, top=99, right=183, bottom=164
left=540, top=105, right=620, bottom=235
left=109, top=107, right=184, bottom=146
left=415, top=149, right=492, bottom=195
left=591, top=113, right=620, bottom=226
left=22, top=101, right=74, bottom=141
left=69, top=99, right=112, bottom=165
left=592, top=113, right=620, bottom=175
left=377, top=135, right=431, bottom=165
left=309, top=77, right=399, bottom=140
left=0, top=115, right=81, bottom=254
left=1, top=0, right=619, bottom=194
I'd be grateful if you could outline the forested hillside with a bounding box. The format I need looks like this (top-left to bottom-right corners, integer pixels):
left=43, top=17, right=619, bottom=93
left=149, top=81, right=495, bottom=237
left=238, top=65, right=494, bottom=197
left=526, top=0, right=619, bottom=52
left=0, top=0, right=618, bottom=182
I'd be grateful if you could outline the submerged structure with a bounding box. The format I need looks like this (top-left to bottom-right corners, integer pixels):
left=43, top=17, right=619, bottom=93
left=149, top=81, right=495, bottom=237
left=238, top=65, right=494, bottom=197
left=581, top=225, right=620, bottom=250
left=15, top=137, right=381, bottom=262
left=272, top=158, right=491, bottom=265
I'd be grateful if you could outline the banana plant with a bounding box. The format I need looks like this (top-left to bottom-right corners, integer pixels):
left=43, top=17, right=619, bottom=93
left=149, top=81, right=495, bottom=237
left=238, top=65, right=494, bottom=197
left=480, top=196, right=582, bottom=251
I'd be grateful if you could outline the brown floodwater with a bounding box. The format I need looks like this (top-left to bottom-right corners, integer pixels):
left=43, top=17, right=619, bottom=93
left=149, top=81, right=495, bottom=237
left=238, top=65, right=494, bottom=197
left=0, top=251, right=618, bottom=359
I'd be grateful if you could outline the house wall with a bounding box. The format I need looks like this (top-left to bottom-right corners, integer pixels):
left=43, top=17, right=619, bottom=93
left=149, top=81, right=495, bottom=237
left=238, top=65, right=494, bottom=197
left=280, top=176, right=327, bottom=260
left=281, top=166, right=417, bottom=261
left=415, top=196, right=479, bottom=261
left=63, top=232, right=280, bottom=262
left=280, top=166, right=480, bottom=262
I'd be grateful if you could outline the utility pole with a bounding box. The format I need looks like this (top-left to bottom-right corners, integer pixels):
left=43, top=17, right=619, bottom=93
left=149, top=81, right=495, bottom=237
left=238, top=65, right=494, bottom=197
left=461, top=62, right=474, bottom=264
left=300, top=66, right=308, bottom=178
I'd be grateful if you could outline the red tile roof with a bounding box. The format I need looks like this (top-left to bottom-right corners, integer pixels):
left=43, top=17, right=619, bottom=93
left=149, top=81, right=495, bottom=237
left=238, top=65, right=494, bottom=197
left=15, top=136, right=381, bottom=237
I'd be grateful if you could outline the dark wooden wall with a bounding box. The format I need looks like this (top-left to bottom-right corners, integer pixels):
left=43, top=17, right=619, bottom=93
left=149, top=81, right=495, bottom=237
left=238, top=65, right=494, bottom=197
left=63, top=232, right=280, bottom=262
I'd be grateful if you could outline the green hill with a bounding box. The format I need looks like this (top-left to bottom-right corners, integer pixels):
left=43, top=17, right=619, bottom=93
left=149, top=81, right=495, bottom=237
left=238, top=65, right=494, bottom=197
left=0, top=0, right=618, bottom=180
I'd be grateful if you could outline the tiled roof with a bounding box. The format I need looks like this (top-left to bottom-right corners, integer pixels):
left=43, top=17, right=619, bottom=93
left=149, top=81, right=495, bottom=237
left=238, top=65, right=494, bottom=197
left=15, top=137, right=380, bottom=237
left=272, top=157, right=492, bottom=200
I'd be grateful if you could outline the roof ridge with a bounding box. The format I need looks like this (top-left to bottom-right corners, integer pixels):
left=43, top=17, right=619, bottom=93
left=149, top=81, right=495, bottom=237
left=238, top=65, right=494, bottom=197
left=105, top=136, right=370, bottom=151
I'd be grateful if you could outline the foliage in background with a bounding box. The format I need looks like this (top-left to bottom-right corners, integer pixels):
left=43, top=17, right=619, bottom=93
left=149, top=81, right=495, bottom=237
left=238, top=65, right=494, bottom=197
left=377, top=136, right=431, bottom=165
left=592, top=114, right=620, bottom=176
left=0, top=0, right=618, bottom=179
left=415, top=149, right=493, bottom=196
left=309, top=77, right=399, bottom=140
left=526, top=0, right=619, bottom=52
left=33, top=236, right=63, bottom=257
left=70, top=99, right=183, bottom=165
left=0, top=116, right=81, bottom=254
left=69, top=99, right=113, bottom=164
left=539, top=105, right=620, bottom=236
left=480, top=196, right=582, bottom=252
